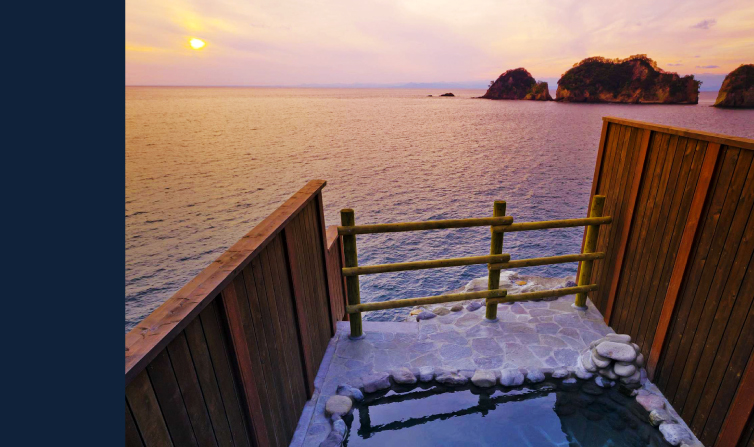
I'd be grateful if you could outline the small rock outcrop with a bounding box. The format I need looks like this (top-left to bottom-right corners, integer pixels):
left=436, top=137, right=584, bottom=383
left=556, top=55, right=700, bottom=104
left=714, top=64, right=754, bottom=108
left=440, top=92, right=455, bottom=97
left=578, top=333, right=645, bottom=387
left=482, top=68, right=553, bottom=100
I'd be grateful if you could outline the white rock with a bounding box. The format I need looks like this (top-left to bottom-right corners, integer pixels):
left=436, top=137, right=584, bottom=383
left=649, top=409, right=675, bottom=427
left=613, top=362, right=637, bottom=377
left=592, top=350, right=612, bottom=368
left=596, top=341, right=637, bottom=362
left=636, top=353, right=645, bottom=366
left=362, top=372, right=391, bottom=393
left=580, top=351, right=598, bottom=372
left=574, top=364, right=594, bottom=380
left=631, top=342, right=641, bottom=354
left=621, top=369, right=642, bottom=385
left=471, top=370, right=497, bottom=387
left=599, top=368, right=618, bottom=380
left=499, top=369, right=525, bottom=386
left=526, top=369, right=546, bottom=383
left=436, top=372, right=468, bottom=386
left=391, top=367, right=417, bottom=385
left=418, top=366, right=434, bottom=382
left=659, top=423, right=692, bottom=446
left=552, top=368, right=570, bottom=379
left=606, top=333, right=632, bottom=344
left=636, top=393, right=665, bottom=412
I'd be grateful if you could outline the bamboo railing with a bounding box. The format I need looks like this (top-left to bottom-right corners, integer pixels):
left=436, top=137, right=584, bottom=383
left=337, top=195, right=611, bottom=338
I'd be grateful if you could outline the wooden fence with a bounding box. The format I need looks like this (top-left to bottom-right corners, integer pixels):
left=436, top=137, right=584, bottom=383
left=125, top=180, right=348, bottom=447
left=582, top=117, right=754, bottom=447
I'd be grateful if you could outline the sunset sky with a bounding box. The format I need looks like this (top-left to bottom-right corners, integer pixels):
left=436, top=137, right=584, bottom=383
left=126, top=0, right=754, bottom=86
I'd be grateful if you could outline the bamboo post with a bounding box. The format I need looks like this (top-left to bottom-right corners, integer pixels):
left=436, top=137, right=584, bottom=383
left=574, top=195, right=605, bottom=310
left=485, top=201, right=506, bottom=321
left=341, top=209, right=363, bottom=339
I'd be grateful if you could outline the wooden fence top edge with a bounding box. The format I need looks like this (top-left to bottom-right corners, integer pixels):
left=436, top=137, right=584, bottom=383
left=602, top=116, right=754, bottom=150
left=125, top=179, right=327, bottom=384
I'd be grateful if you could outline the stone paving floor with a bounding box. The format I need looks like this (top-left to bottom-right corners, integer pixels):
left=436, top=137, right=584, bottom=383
left=290, top=294, right=616, bottom=447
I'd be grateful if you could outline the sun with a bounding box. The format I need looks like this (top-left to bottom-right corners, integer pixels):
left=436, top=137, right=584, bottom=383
left=189, top=38, right=206, bottom=50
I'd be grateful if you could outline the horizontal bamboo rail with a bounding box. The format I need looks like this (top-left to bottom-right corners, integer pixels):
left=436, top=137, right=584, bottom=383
left=491, top=216, right=612, bottom=233
left=485, top=284, right=599, bottom=305
left=487, top=252, right=605, bottom=270
left=337, top=216, right=514, bottom=235
left=346, top=289, right=508, bottom=313
left=342, top=254, right=511, bottom=276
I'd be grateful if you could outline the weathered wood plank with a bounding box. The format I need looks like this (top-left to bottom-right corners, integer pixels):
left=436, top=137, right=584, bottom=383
left=254, top=248, right=298, bottom=442
left=126, top=371, right=173, bottom=447
left=315, top=192, right=338, bottom=336
left=166, top=333, right=219, bottom=447
left=612, top=131, right=665, bottom=331
left=653, top=143, right=727, bottom=384
left=700, top=253, right=754, bottom=444
left=126, top=401, right=146, bottom=447
left=640, top=140, right=706, bottom=357
left=238, top=265, right=285, bottom=447
left=269, top=235, right=308, bottom=409
left=220, top=278, right=272, bottom=447
left=671, top=149, right=752, bottom=412
left=604, top=128, right=651, bottom=323
left=303, top=202, right=332, bottom=356
left=146, top=350, right=199, bottom=447
left=629, top=136, right=689, bottom=341
left=126, top=180, right=327, bottom=384
left=618, top=132, right=671, bottom=334
left=682, top=162, right=754, bottom=425
left=594, top=126, right=636, bottom=310
left=198, top=301, right=252, bottom=447
left=183, top=317, right=235, bottom=447
left=282, top=221, right=316, bottom=395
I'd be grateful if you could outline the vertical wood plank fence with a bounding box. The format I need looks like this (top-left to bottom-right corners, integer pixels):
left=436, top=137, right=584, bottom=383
left=583, top=117, right=754, bottom=447
left=125, top=180, right=348, bottom=447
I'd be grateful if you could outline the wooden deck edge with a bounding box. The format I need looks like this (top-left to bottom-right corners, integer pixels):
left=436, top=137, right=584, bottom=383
left=603, top=117, right=754, bottom=151
left=125, top=180, right=327, bottom=384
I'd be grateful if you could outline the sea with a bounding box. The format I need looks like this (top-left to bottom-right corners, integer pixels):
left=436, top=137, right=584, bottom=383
left=125, top=88, right=753, bottom=332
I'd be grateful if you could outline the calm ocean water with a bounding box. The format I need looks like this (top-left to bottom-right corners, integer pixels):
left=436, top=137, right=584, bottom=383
left=125, top=88, right=753, bottom=332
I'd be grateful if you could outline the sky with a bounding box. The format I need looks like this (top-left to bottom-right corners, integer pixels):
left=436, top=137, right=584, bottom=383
left=125, top=0, right=754, bottom=87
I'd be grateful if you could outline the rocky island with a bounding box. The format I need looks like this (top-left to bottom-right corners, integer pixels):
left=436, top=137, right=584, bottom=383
left=556, top=55, right=700, bottom=104
left=714, top=64, right=754, bottom=108
left=481, top=68, right=552, bottom=100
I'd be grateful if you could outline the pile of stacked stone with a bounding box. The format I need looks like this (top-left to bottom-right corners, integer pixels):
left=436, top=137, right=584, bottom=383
left=576, top=333, right=644, bottom=387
